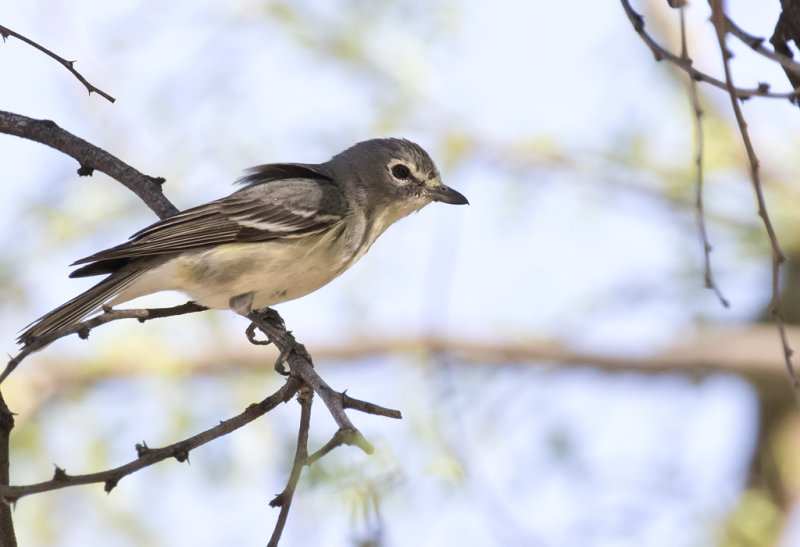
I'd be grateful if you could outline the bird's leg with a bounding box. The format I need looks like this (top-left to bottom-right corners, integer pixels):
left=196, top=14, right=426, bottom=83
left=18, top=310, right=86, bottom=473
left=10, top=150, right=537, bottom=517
left=231, top=295, right=291, bottom=375
left=229, top=291, right=255, bottom=316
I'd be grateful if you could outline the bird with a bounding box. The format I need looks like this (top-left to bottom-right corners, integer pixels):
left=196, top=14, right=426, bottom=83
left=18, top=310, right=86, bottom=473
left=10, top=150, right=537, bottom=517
left=19, top=138, right=468, bottom=344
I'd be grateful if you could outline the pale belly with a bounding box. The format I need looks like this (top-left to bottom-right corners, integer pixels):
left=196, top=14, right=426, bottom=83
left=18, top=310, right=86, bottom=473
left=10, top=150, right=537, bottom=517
left=111, top=237, right=352, bottom=310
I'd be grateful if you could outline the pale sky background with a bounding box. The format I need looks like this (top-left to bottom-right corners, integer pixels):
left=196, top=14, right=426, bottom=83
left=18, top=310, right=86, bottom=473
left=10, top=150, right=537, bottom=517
left=1, top=1, right=799, bottom=546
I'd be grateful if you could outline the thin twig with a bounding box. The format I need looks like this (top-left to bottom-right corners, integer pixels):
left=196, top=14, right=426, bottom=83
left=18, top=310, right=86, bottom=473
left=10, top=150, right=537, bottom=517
left=709, top=0, right=799, bottom=396
left=268, top=385, right=313, bottom=547
left=0, top=111, right=178, bottom=220
left=679, top=6, right=729, bottom=307
left=725, top=16, right=800, bottom=77
left=0, top=378, right=300, bottom=502
left=0, top=24, right=115, bottom=103
left=342, top=392, right=403, bottom=419
left=4, top=302, right=207, bottom=383
left=619, top=0, right=800, bottom=101
left=241, top=307, right=402, bottom=545
left=244, top=308, right=403, bottom=450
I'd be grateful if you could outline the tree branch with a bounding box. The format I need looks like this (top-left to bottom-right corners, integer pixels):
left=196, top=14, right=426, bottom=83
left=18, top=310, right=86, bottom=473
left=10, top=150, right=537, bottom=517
left=3, top=302, right=208, bottom=383
left=708, top=0, right=799, bottom=399
left=677, top=5, right=729, bottom=307
left=243, top=308, right=401, bottom=449
left=768, top=2, right=800, bottom=106
left=0, top=110, right=178, bottom=219
left=619, top=0, right=799, bottom=101
left=0, top=378, right=300, bottom=501
left=723, top=16, right=800, bottom=77
left=0, top=24, right=115, bottom=103
left=268, top=385, right=313, bottom=547
left=0, top=391, right=16, bottom=547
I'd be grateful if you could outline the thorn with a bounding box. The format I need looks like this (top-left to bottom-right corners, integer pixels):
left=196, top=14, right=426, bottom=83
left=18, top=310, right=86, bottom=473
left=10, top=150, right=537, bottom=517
left=173, top=445, right=190, bottom=463
left=78, top=326, right=90, bottom=340
left=757, top=82, right=770, bottom=93
left=135, top=441, right=150, bottom=458
left=104, top=477, right=119, bottom=493
left=269, top=492, right=287, bottom=508
left=747, top=36, right=764, bottom=48
left=53, top=465, right=68, bottom=481
left=149, top=176, right=167, bottom=186
left=76, top=164, right=94, bottom=177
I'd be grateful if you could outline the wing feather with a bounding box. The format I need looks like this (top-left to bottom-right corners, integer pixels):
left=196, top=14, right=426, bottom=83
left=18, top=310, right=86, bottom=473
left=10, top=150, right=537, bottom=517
left=70, top=174, right=347, bottom=277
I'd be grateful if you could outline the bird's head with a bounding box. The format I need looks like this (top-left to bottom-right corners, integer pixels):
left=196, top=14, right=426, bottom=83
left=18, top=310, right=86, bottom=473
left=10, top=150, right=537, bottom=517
left=329, top=138, right=469, bottom=215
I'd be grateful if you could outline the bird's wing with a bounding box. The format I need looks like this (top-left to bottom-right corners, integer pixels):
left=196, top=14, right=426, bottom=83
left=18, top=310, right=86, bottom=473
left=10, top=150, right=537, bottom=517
left=70, top=170, right=347, bottom=277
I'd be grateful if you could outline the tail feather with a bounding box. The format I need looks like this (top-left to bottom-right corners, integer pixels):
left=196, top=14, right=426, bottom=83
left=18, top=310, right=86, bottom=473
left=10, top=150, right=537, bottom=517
left=18, top=269, right=145, bottom=344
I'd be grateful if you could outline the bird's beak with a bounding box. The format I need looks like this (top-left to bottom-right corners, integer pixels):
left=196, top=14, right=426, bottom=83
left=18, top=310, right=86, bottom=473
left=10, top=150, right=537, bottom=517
left=427, top=183, right=469, bottom=205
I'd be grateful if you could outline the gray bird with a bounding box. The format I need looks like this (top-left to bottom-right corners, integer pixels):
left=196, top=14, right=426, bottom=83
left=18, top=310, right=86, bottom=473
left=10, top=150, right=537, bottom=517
left=19, top=138, right=468, bottom=343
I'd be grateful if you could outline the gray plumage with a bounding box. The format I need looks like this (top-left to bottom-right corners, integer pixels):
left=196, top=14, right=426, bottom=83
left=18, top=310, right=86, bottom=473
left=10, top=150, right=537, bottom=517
left=19, top=138, right=468, bottom=343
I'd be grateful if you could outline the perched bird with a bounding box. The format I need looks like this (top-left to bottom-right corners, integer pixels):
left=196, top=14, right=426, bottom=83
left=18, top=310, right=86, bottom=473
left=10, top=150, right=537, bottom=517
left=19, top=138, right=468, bottom=343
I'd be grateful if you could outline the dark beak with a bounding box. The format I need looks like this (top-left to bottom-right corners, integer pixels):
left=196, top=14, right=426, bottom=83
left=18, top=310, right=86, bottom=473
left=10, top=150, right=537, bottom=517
left=428, top=184, right=469, bottom=205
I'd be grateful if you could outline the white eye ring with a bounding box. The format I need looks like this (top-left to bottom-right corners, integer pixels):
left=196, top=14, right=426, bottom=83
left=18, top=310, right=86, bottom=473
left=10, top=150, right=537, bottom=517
left=391, top=163, right=411, bottom=180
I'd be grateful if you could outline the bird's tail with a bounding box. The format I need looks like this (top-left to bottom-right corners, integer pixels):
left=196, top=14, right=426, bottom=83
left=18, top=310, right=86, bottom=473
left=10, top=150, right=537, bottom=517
left=18, top=269, right=146, bottom=344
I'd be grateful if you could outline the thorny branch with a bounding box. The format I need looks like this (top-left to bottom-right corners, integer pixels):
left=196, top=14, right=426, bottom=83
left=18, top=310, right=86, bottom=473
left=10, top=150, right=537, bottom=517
left=0, top=392, right=15, bottom=547
left=242, top=307, right=402, bottom=445
left=3, top=302, right=208, bottom=383
left=623, top=0, right=799, bottom=397
left=0, top=110, right=178, bottom=219
left=240, top=306, right=404, bottom=542
left=678, top=6, right=729, bottom=308
left=268, top=385, right=313, bottom=547
left=707, top=0, right=798, bottom=396
left=2, top=301, right=402, bottom=544
left=0, top=378, right=301, bottom=501
left=619, top=0, right=800, bottom=101
left=770, top=2, right=800, bottom=105
left=0, top=24, right=116, bottom=103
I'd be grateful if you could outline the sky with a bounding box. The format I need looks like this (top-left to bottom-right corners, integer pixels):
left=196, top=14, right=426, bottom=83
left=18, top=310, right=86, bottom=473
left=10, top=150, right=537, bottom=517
left=1, top=0, right=799, bottom=546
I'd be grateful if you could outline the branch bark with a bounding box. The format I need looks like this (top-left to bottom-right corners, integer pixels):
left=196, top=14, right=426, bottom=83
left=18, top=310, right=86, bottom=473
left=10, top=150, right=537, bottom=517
left=0, top=391, right=15, bottom=547
left=709, top=0, right=799, bottom=401
left=0, top=25, right=115, bottom=103
left=3, top=302, right=208, bottom=383
left=0, top=379, right=300, bottom=501
left=619, top=0, right=800, bottom=101
left=0, top=110, right=178, bottom=219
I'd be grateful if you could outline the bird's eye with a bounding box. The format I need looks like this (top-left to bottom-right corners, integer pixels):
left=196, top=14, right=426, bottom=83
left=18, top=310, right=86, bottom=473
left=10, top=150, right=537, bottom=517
left=391, top=164, right=411, bottom=180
